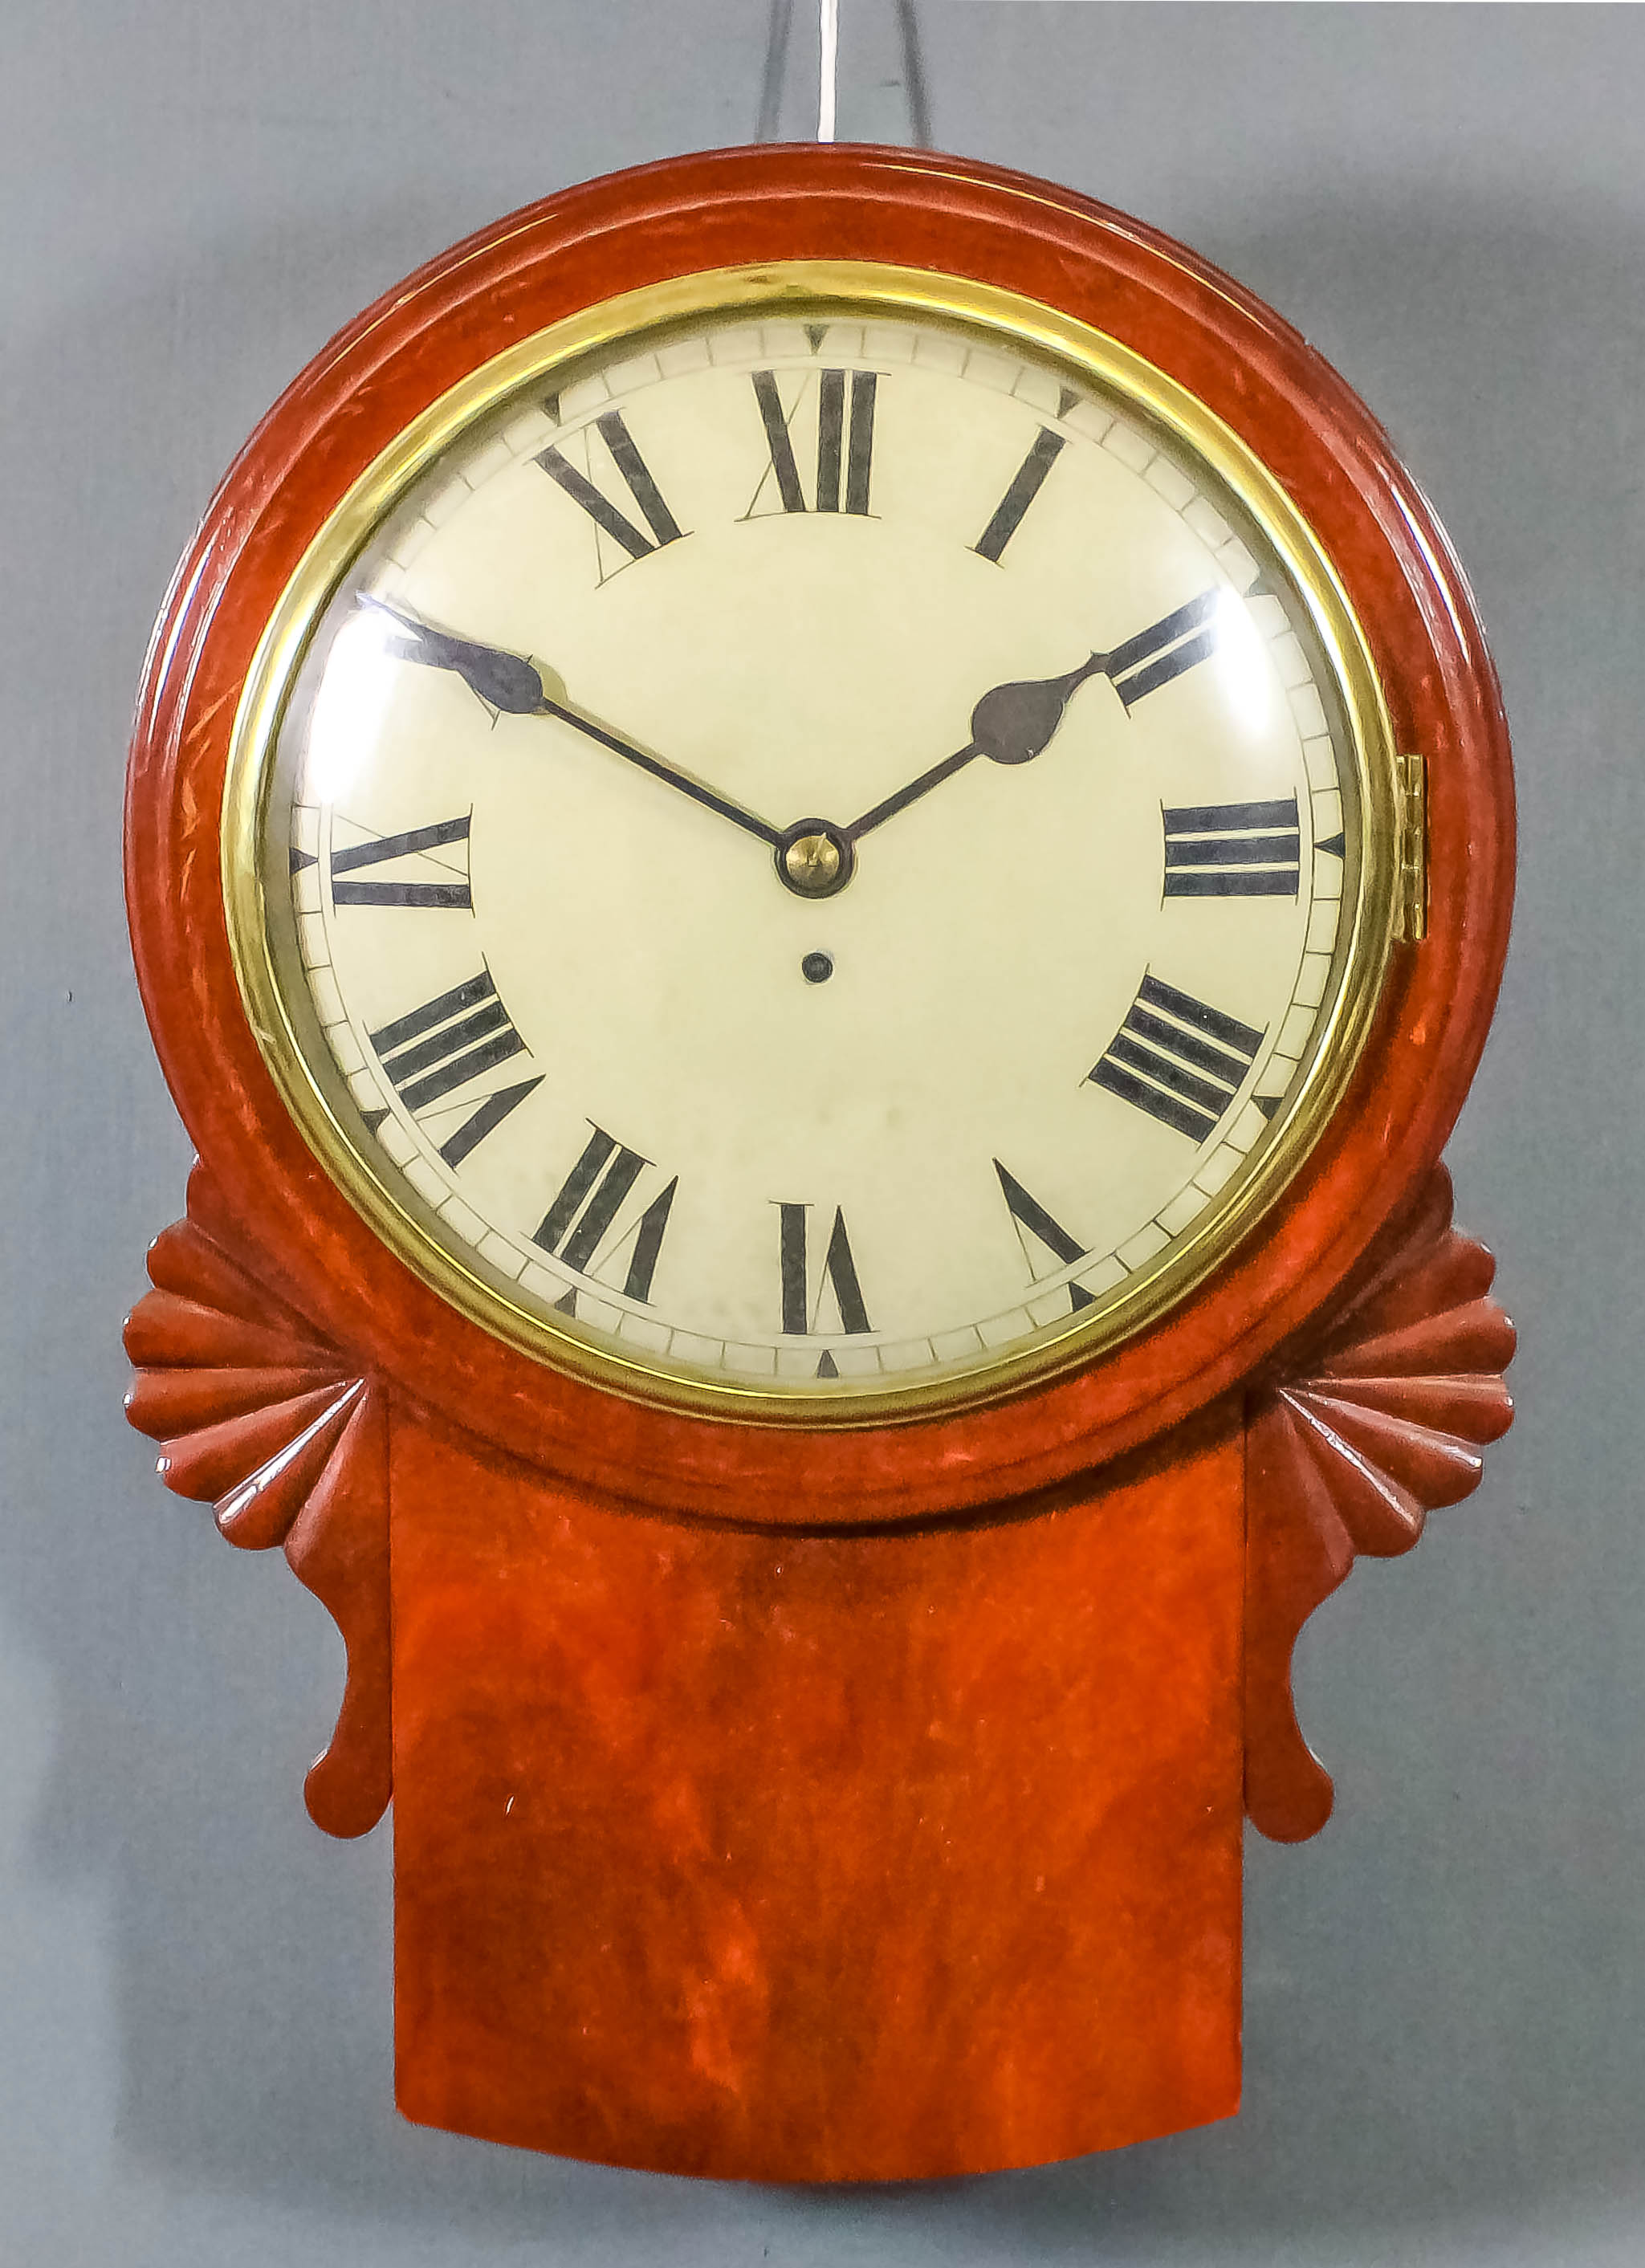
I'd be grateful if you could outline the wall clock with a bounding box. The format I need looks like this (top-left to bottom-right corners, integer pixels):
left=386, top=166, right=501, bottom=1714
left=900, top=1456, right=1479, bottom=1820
left=123, top=144, right=1516, bottom=2181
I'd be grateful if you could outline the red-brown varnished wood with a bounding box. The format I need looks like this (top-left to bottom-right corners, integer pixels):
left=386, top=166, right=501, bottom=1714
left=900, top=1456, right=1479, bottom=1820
left=124, top=1163, right=391, bottom=1839
left=389, top=1403, right=1245, bottom=2180
left=1244, top=1167, right=1516, bottom=1842
left=124, top=145, right=1516, bottom=1529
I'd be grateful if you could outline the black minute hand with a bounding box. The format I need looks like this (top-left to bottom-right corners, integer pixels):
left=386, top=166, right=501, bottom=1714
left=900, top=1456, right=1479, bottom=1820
left=361, top=599, right=781, bottom=849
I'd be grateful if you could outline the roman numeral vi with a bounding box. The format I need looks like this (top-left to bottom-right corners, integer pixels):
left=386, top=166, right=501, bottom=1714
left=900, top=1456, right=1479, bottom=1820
left=778, top=1202, right=871, bottom=1337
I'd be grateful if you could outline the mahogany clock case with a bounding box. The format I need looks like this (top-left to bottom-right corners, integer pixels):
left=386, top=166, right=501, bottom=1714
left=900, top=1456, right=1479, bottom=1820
left=124, top=144, right=1513, bottom=1529
left=117, top=145, right=1515, bottom=2178
left=26, top=0, right=1638, bottom=2246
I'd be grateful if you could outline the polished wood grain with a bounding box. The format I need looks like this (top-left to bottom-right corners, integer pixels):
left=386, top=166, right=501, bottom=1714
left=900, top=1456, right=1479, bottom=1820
left=124, top=144, right=1516, bottom=1529
left=389, top=1403, right=1245, bottom=2179
left=1244, top=1167, right=1516, bottom=1842
left=124, top=1162, right=390, bottom=1839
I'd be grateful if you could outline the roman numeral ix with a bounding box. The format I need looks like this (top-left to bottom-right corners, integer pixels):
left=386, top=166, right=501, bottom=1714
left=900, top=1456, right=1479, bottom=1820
left=1162, top=796, right=1300, bottom=898
left=750, top=368, right=877, bottom=516
left=325, top=815, right=473, bottom=908
left=533, top=1126, right=677, bottom=1305
left=1089, top=975, right=1263, bottom=1143
left=368, top=971, right=542, bottom=1166
left=535, top=409, right=685, bottom=564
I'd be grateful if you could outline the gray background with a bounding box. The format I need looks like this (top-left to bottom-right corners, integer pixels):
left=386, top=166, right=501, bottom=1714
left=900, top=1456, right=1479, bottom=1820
left=2, top=2, right=1639, bottom=2260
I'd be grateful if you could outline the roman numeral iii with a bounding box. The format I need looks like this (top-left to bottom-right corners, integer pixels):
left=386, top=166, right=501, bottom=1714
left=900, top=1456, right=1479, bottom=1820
left=328, top=815, right=473, bottom=908
left=535, top=410, right=685, bottom=563
left=750, top=369, right=877, bottom=515
left=1162, top=796, right=1301, bottom=898
left=778, top=1203, right=872, bottom=1337
left=533, top=1126, right=678, bottom=1302
left=368, top=971, right=541, bottom=1166
left=1089, top=975, right=1263, bottom=1143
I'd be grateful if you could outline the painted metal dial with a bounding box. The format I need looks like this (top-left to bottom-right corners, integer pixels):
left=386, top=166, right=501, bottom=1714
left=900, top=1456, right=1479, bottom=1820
left=230, top=272, right=1398, bottom=1419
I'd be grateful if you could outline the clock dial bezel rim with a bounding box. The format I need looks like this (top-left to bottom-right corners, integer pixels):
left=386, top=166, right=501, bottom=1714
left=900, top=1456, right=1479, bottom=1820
left=222, top=261, right=1399, bottom=1425
left=124, top=144, right=1513, bottom=1526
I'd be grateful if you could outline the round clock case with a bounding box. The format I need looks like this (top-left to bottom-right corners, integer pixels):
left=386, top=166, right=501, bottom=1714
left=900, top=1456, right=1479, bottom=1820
left=127, top=144, right=1513, bottom=1530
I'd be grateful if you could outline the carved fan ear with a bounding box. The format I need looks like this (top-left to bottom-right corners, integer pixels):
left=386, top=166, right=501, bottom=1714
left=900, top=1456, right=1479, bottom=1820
left=123, top=1163, right=390, bottom=1838
left=1244, top=1167, right=1516, bottom=1844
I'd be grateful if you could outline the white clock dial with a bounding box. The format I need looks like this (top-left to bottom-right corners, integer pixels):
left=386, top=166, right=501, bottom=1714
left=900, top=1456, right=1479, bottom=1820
left=243, top=284, right=1393, bottom=1416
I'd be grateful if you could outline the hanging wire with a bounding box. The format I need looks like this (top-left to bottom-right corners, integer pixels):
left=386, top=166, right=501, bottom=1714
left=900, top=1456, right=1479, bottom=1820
left=893, top=0, right=933, bottom=148
left=818, top=0, right=840, bottom=140
left=755, top=0, right=933, bottom=149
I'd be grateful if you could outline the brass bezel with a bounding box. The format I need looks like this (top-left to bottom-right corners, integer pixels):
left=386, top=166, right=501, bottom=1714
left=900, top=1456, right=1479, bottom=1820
left=222, top=259, right=1402, bottom=1426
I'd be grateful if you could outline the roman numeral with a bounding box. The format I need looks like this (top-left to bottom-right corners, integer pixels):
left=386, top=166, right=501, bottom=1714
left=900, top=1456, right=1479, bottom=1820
left=1105, top=590, right=1220, bottom=709
left=1089, top=974, right=1263, bottom=1143
left=748, top=368, right=877, bottom=516
left=533, top=1126, right=677, bottom=1301
left=778, top=1203, right=871, bottom=1335
left=368, top=971, right=541, bottom=1166
left=994, top=1161, right=1095, bottom=1313
left=973, top=427, right=1067, bottom=563
left=1162, top=796, right=1300, bottom=898
left=535, top=409, right=684, bottom=568
left=329, top=815, right=472, bottom=908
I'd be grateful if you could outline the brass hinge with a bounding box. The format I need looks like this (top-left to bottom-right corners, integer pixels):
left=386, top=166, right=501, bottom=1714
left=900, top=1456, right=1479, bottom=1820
left=1395, top=752, right=1427, bottom=942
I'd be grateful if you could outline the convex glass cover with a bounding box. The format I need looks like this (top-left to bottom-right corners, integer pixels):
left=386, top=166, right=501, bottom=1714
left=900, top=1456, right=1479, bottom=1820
left=226, top=267, right=1399, bottom=1419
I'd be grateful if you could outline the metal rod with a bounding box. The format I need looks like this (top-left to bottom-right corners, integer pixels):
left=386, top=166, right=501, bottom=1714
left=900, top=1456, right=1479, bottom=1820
left=819, top=0, right=839, bottom=141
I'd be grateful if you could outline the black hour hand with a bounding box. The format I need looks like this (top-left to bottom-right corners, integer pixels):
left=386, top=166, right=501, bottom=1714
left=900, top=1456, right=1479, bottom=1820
left=361, top=597, right=782, bottom=850
left=360, top=597, right=547, bottom=714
